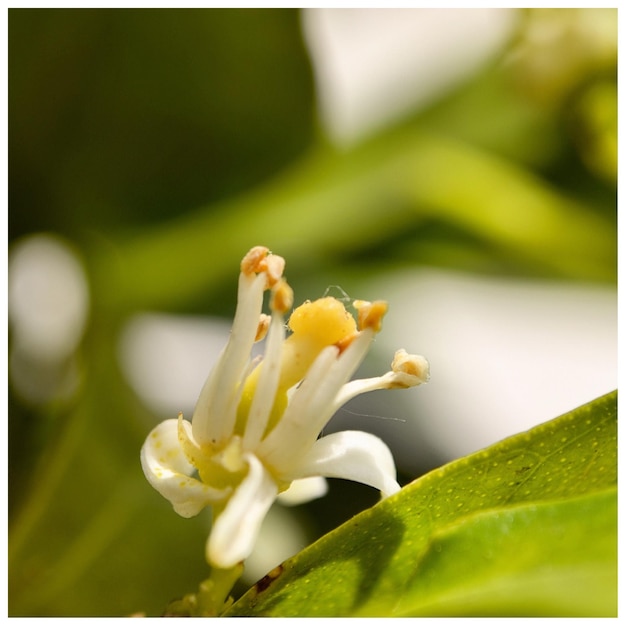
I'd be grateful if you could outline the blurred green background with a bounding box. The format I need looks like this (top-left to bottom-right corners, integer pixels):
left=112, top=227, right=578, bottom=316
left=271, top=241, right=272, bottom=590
left=8, top=8, right=616, bottom=616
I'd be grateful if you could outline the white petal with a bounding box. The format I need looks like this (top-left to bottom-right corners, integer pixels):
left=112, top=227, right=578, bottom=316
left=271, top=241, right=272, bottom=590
left=277, top=476, right=329, bottom=506
left=291, top=430, right=401, bottom=498
left=192, top=271, right=267, bottom=446
left=207, top=453, right=278, bottom=568
left=257, top=345, right=340, bottom=465
left=259, top=331, right=374, bottom=471
left=140, top=419, right=229, bottom=518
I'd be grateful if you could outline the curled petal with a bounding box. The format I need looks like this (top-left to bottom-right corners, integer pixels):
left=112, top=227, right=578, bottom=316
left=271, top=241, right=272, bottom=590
left=207, top=453, right=278, bottom=569
left=277, top=476, right=328, bottom=506
left=140, top=419, right=229, bottom=518
left=290, top=430, right=401, bottom=498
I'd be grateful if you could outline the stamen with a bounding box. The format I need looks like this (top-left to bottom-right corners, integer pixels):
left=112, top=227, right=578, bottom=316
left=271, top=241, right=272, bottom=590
left=353, top=299, right=388, bottom=332
left=240, top=246, right=286, bottom=287
left=270, top=279, right=293, bottom=314
left=263, top=254, right=286, bottom=287
left=241, top=310, right=286, bottom=448
left=335, top=332, right=359, bottom=354
left=241, top=246, right=270, bottom=275
left=391, top=349, right=430, bottom=384
left=255, top=315, right=271, bottom=342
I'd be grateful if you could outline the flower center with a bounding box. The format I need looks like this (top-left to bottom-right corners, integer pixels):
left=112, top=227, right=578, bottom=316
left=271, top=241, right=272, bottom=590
left=236, top=297, right=358, bottom=439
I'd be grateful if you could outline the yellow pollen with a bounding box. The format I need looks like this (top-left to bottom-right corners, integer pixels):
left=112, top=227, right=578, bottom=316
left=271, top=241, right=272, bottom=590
left=288, top=297, right=357, bottom=345
left=276, top=297, right=358, bottom=391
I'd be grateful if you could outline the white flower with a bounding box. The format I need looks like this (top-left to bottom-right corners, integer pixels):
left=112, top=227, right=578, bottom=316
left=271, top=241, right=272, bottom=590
left=141, top=246, right=429, bottom=570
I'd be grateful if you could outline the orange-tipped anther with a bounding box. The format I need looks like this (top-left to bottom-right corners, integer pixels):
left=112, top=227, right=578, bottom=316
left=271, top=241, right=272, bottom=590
left=241, top=246, right=270, bottom=275
left=353, top=299, right=388, bottom=333
left=270, top=279, right=294, bottom=315
left=240, top=246, right=286, bottom=287
left=255, top=314, right=271, bottom=342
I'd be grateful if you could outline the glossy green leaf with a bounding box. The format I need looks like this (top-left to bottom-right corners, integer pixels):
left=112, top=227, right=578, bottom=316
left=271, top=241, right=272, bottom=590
left=226, top=391, right=617, bottom=617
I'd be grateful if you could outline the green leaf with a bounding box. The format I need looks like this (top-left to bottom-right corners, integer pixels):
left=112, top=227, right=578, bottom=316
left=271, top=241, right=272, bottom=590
left=226, top=391, right=617, bottom=617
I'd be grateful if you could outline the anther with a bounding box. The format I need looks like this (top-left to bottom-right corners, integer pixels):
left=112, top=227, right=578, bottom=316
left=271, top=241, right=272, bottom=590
left=241, top=246, right=270, bottom=275
left=391, top=349, right=430, bottom=384
left=270, top=279, right=294, bottom=314
left=255, top=314, right=271, bottom=342
left=354, top=300, right=388, bottom=332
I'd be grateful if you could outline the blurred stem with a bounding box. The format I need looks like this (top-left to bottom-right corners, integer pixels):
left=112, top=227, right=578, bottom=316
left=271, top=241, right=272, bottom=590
left=165, top=564, right=244, bottom=617
left=91, top=129, right=615, bottom=315
left=8, top=405, right=87, bottom=566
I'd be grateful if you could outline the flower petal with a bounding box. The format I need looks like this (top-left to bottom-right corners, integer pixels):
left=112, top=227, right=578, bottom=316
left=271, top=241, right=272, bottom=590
left=259, top=330, right=374, bottom=471
left=257, top=345, right=340, bottom=465
left=207, top=453, right=279, bottom=569
left=290, top=430, right=401, bottom=498
left=140, top=419, right=229, bottom=518
left=277, top=476, right=329, bottom=506
left=192, top=271, right=267, bottom=446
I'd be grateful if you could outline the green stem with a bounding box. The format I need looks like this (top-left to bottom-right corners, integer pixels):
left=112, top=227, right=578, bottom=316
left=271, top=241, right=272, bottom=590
left=165, top=563, right=244, bottom=617
left=91, top=129, right=616, bottom=316
left=198, top=564, right=245, bottom=616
